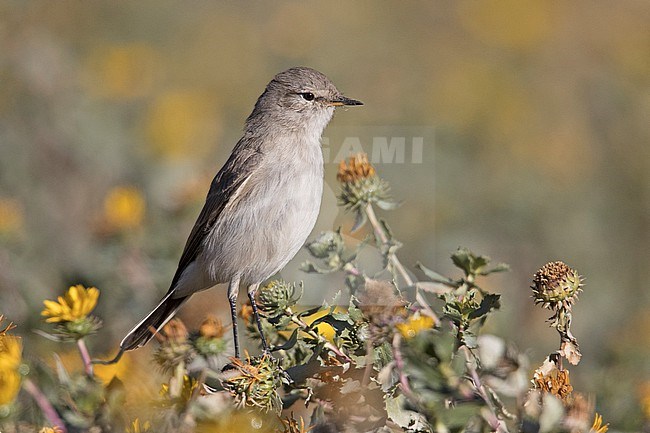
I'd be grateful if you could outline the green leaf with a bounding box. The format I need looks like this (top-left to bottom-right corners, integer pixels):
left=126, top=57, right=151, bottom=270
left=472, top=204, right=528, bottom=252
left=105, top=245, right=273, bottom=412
left=351, top=210, right=367, bottom=232
left=479, top=262, right=510, bottom=275
left=347, top=299, right=365, bottom=323
left=310, top=315, right=352, bottom=332
left=450, top=247, right=492, bottom=277
left=416, top=262, right=456, bottom=286
left=376, top=199, right=401, bottom=211
left=296, top=305, right=325, bottom=319
left=385, top=394, right=430, bottom=430
left=300, top=260, right=336, bottom=274
left=468, top=294, right=501, bottom=319
left=271, top=328, right=299, bottom=352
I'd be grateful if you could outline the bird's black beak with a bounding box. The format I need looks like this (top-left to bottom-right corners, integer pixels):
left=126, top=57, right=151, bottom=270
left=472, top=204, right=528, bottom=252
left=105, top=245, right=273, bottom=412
left=328, top=96, right=363, bottom=107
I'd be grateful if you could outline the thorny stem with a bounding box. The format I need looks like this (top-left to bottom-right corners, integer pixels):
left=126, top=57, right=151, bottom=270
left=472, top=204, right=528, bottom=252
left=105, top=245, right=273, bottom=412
left=288, top=314, right=351, bottom=362
left=77, top=338, right=94, bottom=377
left=365, top=203, right=413, bottom=287
left=23, top=378, right=67, bottom=432
left=171, top=361, right=186, bottom=399
left=361, top=339, right=374, bottom=387
left=460, top=345, right=507, bottom=432
left=392, top=333, right=417, bottom=401
left=365, top=203, right=440, bottom=323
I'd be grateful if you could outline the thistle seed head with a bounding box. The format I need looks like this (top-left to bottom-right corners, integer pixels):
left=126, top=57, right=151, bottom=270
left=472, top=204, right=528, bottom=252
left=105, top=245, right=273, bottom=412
left=532, top=261, right=583, bottom=310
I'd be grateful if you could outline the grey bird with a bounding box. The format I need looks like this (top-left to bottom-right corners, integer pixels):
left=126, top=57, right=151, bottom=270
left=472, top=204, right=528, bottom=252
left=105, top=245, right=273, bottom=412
left=113, top=67, right=362, bottom=361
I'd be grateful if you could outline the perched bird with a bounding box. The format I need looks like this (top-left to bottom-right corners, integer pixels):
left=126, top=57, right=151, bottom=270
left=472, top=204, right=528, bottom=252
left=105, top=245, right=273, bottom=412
left=112, top=67, right=362, bottom=361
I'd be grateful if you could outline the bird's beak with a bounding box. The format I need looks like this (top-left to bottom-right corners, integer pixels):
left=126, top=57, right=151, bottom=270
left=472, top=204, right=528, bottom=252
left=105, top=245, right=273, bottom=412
left=328, top=96, right=364, bottom=107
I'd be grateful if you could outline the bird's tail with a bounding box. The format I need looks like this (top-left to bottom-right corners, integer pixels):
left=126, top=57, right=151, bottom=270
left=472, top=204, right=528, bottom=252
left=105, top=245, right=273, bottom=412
left=120, top=292, right=188, bottom=351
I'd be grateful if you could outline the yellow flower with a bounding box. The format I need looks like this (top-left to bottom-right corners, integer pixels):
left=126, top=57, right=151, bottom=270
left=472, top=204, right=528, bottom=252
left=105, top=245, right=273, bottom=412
left=145, top=90, right=220, bottom=160
left=0, top=335, right=22, bottom=371
left=0, top=335, right=22, bottom=405
left=281, top=413, right=313, bottom=433
left=159, top=374, right=198, bottom=402
left=396, top=312, right=435, bottom=339
left=126, top=418, right=152, bottom=433
left=103, top=186, right=146, bottom=231
left=41, top=285, right=99, bottom=323
left=590, top=413, right=609, bottom=433
left=0, top=314, right=16, bottom=336
left=94, top=352, right=131, bottom=385
left=82, top=43, right=159, bottom=101
left=639, top=381, right=650, bottom=418
left=39, top=428, right=63, bottom=433
left=0, top=197, right=23, bottom=236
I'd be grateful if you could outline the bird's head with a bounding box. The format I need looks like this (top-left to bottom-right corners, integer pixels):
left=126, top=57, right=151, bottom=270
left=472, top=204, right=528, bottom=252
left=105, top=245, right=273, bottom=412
left=246, top=66, right=362, bottom=135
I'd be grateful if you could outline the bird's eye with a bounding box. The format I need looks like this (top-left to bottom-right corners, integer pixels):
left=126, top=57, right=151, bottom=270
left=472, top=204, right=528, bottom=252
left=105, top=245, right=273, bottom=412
left=300, top=92, right=315, bottom=101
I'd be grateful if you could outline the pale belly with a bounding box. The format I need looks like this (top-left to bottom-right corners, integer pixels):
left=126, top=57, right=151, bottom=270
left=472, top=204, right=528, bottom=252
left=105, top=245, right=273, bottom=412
left=199, top=154, right=323, bottom=287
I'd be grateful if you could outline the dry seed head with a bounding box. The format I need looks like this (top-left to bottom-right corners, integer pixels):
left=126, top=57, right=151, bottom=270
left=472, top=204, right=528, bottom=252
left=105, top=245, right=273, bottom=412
left=532, top=261, right=583, bottom=309
left=157, top=318, right=188, bottom=343
left=199, top=315, right=226, bottom=339
left=532, top=357, right=573, bottom=402
left=222, top=354, right=284, bottom=414
left=337, top=153, right=375, bottom=183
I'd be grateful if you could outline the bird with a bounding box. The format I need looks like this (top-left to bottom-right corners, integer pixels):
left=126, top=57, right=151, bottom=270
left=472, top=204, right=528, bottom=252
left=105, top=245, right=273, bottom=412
left=109, top=67, right=362, bottom=362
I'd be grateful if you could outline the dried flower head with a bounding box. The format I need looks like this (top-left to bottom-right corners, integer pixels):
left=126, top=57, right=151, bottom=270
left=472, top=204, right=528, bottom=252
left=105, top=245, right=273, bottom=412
left=337, top=153, right=394, bottom=218
left=532, top=261, right=582, bottom=309
left=157, top=318, right=188, bottom=343
left=257, top=280, right=300, bottom=319
left=153, top=318, right=195, bottom=373
left=532, top=357, right=573, bottom=402
left=41, top=285, right=99, bottom=323
left=239, top=300, right=254, bottom=324
left=199, top=315, right=227, bottom=339
left=337, top=153, right=376, bottom=183
left=195, top=315, right=229, bottom=357
left=222, top=354, right=284, bottom=414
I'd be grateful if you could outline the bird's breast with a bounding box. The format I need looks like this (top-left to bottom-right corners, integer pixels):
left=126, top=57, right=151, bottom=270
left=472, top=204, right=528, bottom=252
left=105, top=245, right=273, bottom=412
left=203, top=138, right=324, bottom=286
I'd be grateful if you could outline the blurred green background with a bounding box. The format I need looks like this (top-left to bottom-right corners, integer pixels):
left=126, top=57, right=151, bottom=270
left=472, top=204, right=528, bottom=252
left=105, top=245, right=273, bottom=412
left=1, top=1, right=649, bottom=428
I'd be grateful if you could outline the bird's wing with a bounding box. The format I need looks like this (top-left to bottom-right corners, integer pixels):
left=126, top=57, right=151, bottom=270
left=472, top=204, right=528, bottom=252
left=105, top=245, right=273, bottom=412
left=167, top=140, right=263, bottom=291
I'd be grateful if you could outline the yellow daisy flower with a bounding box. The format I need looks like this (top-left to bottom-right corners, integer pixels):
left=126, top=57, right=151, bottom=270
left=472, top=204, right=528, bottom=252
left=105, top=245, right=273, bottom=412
left=41, top=285, right=99, bottom=323
left=590, top=413, right=609, bottom=433
left=396, top=312, right=435, bottom=339
left=126, top=418, right=152, bottom=433
left=0, top=334, right=22, bottom=405
left=39, top=428, right=63, bottom=433
left=103, top=186, right=145, bottom=231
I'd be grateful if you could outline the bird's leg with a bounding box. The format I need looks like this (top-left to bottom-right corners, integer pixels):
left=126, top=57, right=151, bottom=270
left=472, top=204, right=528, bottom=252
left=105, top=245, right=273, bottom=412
left=227, top=276, right=241, bottom=359
left=247, top=283, right=269, bottom=353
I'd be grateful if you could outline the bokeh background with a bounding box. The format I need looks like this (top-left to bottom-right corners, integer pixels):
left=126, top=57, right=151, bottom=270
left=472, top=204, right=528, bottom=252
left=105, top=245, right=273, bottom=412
left=1, top=1, right=649, bottom=428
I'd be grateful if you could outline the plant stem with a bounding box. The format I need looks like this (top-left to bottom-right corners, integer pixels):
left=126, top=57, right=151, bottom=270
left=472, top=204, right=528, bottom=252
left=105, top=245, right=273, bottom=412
left=77, top=338, right=93, bottom=377
left=460, top=345, right=507, bottom=432
left=365, top=203, right=440, bottom=323
left=364, top=203, right=413, bottom=287
left=23, top=378, right=67, bottom=432
left=392, top=333, right=417, bottom=401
